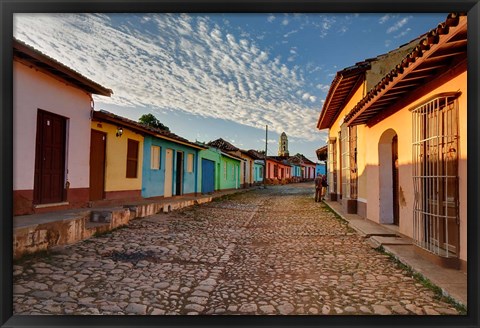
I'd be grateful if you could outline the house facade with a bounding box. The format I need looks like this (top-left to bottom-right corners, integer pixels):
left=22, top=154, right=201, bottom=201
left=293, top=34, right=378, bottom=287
left=316, top=163, right=326, bottom=176
left=198, top=146, right=243, bottom=192
left=198, top=147, right=221, bottom=194
left=13, top=39, right=112, bottom=215
left=142, top=135, right=204, bottom=199
left=265, top=157, right=291, bottom=184
left=90, top=111, right=144, bottom=202
left=317, top=13, right=467, bottom=270
left=220, top=153, right=242, bottom=190
left=207, top=138, right=255, bottom=188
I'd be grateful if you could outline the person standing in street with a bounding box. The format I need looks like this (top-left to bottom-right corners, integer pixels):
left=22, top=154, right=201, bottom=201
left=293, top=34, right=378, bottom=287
left=314, top=173, right=322, bottom=202
left=321, top=174, right=328, bottom=200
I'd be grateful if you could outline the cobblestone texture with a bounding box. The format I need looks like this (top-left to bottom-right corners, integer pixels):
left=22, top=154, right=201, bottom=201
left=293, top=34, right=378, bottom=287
left=13, top=184, right=460, bottom=315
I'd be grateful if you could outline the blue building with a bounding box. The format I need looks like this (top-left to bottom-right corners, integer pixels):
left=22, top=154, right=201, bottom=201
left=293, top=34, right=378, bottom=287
left=142, top=132, right=206, bottom=198
left=316, top=163, right=326, bottom=176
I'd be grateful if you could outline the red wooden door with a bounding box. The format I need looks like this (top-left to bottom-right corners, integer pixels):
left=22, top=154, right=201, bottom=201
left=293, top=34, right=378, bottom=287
left=34, top=110, right=66, bottom=204
left=90, top=129, right=106, bottom=201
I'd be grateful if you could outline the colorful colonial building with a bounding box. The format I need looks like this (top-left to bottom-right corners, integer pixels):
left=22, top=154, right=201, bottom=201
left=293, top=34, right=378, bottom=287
left=317, top=13, right=467, bottom=270
left=13, top=38, right=112, bottom=215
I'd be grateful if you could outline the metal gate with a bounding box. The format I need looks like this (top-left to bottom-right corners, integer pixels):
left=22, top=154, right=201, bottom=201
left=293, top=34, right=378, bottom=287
left=412, top=93, right=460, bottom=258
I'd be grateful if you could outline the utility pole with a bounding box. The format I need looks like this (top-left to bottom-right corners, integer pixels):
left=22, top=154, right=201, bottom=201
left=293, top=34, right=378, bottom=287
left=263, top=125, right=268, bottom=188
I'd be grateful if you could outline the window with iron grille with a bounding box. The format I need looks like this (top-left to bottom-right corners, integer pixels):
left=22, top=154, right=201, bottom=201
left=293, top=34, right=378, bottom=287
left=328, top=138, right=337, bottom=194
left=349, top=125, right=358, bottom=199
left=412, top=93, right=460, bottom=258
left=339, top=124, right=358, bottom=200
left=340, top=124, right=350, bottom=199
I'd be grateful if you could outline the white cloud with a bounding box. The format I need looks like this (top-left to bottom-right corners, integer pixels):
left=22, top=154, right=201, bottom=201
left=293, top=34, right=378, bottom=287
left=13, top=13, right=322, bottom=142
left=387, top=16, right=413, bottom=34
left=282, top=18, right=289, bottom=26
left=379, top=14, right=392, bottom=24
left=394, top=27, right=412, bottom=39
left=267, top=15, right=276, bottom=23
left=283, top=29, right=298, bottom=38
left=316, top=84, right=330, bottom=92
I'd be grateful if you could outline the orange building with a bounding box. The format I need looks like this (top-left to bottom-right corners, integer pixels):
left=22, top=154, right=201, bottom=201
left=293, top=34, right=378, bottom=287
left=317, top=13, right=467, bottom=271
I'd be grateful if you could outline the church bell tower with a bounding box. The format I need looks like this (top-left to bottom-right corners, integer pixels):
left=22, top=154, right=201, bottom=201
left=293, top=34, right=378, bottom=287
left=278, top=132, right=289, bottom=157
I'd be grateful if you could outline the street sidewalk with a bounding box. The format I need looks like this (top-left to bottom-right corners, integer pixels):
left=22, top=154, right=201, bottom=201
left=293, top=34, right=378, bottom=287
left=323, top=199, right=467, bottom=307
left=13, top=187, right=259, bottom=258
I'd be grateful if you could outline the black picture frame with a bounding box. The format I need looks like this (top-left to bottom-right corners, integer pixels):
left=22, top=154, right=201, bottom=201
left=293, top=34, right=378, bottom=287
left=1, top=1, right=478, bottom=327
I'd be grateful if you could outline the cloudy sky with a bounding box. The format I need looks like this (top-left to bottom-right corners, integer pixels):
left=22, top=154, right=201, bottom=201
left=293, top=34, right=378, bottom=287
left=13, top=13, right=446, bottom=161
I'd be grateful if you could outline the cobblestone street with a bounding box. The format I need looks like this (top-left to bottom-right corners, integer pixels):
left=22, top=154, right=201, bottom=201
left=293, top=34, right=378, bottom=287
left=13, top=183, right=460, bottom=315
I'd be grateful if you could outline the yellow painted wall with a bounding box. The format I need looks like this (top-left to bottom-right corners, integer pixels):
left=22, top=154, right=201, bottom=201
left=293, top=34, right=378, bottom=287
left=327, top=80, right=366, bottom=198
left=363, top=68, right=467, bottom=262
left=91, top=121, right=143, bottom=192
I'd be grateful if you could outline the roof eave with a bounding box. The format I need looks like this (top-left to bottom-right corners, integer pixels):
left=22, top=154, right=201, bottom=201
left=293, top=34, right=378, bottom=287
left=13, top=39, right=113, bottom=97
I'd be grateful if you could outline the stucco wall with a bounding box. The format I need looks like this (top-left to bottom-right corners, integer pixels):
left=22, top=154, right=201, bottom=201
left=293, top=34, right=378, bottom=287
left=220, top=156, right=241, bottom=190
left=13, top=61, right=92, bottom=191
left=363, top=68, right=467, bottom=262
left=91, top=121, right=143, bottom=193
left=253, top=162, right=264, bottom=182
left=198, top=148, right=222, bottom=191
left=327, top=82, right=366, bottom=197
left=142, top=135, right=199, bottom=198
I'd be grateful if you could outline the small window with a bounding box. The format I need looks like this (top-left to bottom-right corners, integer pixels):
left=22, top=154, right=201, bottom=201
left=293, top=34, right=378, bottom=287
left=126, top=139, right=139, bottom=178
left=224, top=162, right=227, bottom=180
left=187, top=153, right=194, bottom=173
left=151, top=145, right=161, bottom=170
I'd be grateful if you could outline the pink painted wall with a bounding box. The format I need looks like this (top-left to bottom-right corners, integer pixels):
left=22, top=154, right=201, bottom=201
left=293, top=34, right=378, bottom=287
left=13, top=61, right=93, bottom=191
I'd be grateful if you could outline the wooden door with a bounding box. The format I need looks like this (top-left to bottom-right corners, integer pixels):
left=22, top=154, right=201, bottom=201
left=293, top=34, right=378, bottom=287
left=201, top=159, right=215, bottom=194
left=164, top=149, right=173, bottom=197
left=392, top=135, right=399, bottom=225
left=90, top=130, right=106, bottom=201
left=175, top=151, right=184, bottom=196
left=34, top=110, right=66, bottom=204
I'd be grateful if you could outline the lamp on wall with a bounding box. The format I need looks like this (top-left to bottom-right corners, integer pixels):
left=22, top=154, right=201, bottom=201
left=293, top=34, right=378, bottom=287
left=116, top=127, right=123, bottom=137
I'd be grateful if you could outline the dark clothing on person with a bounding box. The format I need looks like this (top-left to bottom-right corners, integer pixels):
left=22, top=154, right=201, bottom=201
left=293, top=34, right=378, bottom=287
left=315, top=175, right=322, bottom=202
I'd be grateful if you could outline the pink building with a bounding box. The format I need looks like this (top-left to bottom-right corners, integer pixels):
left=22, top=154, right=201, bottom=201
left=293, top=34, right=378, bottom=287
left=13, top=39, right=112, bottom=215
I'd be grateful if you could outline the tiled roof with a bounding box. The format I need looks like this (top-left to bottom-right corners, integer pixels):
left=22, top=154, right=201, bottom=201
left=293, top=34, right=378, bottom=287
left=316, top=145, right=328, bottom=161
left=247, top=149, right=266, bottom=160
left=316, top=61, right=371, bottom=130
left=345, top=13, right=466, bottom=126
left=93, top=110, right=206, bottom=150
left=13, top=38, right=112, bottom=97
left=291, top=153, right=316, bottom=166
left=207, top=138, right=239, bottom=151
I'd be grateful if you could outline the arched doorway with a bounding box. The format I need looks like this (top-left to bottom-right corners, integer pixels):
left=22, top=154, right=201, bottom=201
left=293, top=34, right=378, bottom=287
left=378, top=129, right=399, bottom=225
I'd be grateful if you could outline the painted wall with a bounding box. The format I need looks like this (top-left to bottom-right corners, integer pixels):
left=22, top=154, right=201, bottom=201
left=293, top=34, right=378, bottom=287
left=13, top=61, right=92, bottom=192
left=142, top=135, right=199, bottom=198
left=91, top=121, right=143, bottom=193
left=253, top=162, right=264, bottom=182
left=362, top=66, right=467, bottom=262
left=198, top=147, right=222, bottom=192
left=220, top=155, right=241, bottom=190
left=326, top=82, right=366, bottom=198
left=239, top=153, right=255, bottom=186
left=316, top=163, right=326, bottom=176
left=291, top=165, right=302, bottom=177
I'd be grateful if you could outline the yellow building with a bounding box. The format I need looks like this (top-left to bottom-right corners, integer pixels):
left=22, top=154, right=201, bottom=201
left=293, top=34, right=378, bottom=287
left=317, top=13, right=467, bottom=271
left=90, top=110, right=144, bottom=202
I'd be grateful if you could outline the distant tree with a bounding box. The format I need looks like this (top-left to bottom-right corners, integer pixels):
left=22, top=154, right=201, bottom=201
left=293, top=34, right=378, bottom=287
left=138, top=113, right=170, bottom=132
